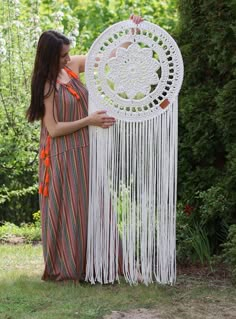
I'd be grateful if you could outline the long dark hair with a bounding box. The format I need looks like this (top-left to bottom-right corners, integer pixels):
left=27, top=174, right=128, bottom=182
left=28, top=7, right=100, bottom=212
left=26, top=30, right=70, bottom=122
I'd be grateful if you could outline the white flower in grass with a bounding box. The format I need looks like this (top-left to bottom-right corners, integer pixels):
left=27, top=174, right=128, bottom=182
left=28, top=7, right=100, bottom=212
left=56, top=25, right=64, bottom=34
left=0, top=47, right=7, bottom=56
left=34, top=26, right=42, bottom=34
left=107, top=43, right=160, bottom=99
left=18, top=30, right=25, bottom=37
left=72, top=28, right=79, bottom=37
left=70, top=38, right=76, bottom=48
left=53, top=11, right=64, bottom=22
left=68, top=34, right=77, bottom=48
left=30, top=27, right=42, bottom=47
left=30, top=15, right=40, bottom=25
left=66, top=14, right=73, bottom=21
left=29, top=0, right=41, bottom=4
left=13, top=20, right=24, bottom=28
left=2, top=23, right=9, bottom=30
left=15, top=8, right=20, bottom=17
left=10, top=0, right=20, bottom=5
left=0, top=38, right=6, bottom=46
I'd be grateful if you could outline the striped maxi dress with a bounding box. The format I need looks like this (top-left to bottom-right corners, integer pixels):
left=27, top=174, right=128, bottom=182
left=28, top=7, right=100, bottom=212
left=39, top=67, right=89, bottom=281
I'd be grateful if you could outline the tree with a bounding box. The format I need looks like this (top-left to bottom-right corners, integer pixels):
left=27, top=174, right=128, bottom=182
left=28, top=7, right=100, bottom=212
left=176, top=0, right=236, bottom=254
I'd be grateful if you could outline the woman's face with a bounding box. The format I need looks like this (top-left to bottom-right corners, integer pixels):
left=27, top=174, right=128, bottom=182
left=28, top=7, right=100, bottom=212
left=59, top=44, right=71, bottom=69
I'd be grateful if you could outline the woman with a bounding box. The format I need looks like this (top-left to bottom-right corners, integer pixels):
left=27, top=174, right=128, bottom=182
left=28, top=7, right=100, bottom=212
left=26, top=15, right=143, bottom=282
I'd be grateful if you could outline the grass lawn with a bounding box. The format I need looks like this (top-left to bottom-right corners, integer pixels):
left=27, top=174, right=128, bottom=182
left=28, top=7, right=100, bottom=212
left=0, top=244, right=235, bottom=319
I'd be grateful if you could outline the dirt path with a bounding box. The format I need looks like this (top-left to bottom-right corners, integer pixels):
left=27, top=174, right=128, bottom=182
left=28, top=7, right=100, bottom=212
left=103, top=300, right=236, bottom=319
left=103, top=309, right=160, bottom=319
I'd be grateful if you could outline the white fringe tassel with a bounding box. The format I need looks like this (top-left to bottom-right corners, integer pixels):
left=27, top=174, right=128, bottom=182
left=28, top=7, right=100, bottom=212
left=86, top=100, right=178, bottom=285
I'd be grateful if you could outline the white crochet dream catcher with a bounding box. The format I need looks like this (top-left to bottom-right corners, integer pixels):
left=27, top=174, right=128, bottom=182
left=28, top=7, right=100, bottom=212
left=85, top=20, right=184, bottom=285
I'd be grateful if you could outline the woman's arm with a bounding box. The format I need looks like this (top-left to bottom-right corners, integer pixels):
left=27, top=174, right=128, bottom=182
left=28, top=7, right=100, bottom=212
left=43, top=83, right=115, bottom=138
left=67, top=55, right=86, bottom=75
left=67, top=15, right=143, bottom=74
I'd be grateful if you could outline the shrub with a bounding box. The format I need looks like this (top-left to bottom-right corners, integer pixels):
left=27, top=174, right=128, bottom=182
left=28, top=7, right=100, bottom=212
left=222, top=224, right=236, bottom=281
left=177, top=0, right=236, bottom=257
left=176, top=202, right=211, bottom=265
left=0, top=211, right=41, bottom=243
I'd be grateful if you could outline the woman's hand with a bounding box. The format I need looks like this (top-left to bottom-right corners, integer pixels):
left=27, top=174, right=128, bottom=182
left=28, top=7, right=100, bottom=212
left=130, top=14, right=143, bottom=35
left=88, top=110, right=116, bottom=129
left=130, top=14, right=144, bottom=25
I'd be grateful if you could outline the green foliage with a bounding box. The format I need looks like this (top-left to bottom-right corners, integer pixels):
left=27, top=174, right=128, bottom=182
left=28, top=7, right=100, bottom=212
left=176, top=203, right=194, bottom=263
left=196, top=186, right=230, bottom=254
left=70, top=0, right=177, bottom=53
left=177, top=0, right=236, bottom=260
left=0, top=0, right=80, bottom=223
left=222, top=224, right=236, bottom=281
left=0, top=211, right=41, bottom=242
left=32, top=210, right=41, bottom=228
left=0, top=0, right=41, bottom=223
left=196, top=186, right=230, bottom=224
left=176, top=186, right=230, bottom=264
left=176, top=203, right=211, bottom=265
left=0, top=184, right=39, bottom=224
left=188, top=225, right=211, bottom=266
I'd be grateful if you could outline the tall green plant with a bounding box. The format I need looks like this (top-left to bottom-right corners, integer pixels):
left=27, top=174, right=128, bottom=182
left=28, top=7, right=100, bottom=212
left=189, top=225, right=211, bottom=265
left=176, top=203, right=212, bottom=265
left=222, top=224, right=236, bottom=281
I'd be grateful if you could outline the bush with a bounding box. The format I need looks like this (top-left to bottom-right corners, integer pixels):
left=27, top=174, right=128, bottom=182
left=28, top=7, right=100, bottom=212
left=176, top=202, right=211, bottom=265
left=0, top=211, right=41, bottom=243
left=176, top=0, right=236, bottom=258
left=0, top=0, right=79, bottom=224
left=222, top=224, right=236, bottom=281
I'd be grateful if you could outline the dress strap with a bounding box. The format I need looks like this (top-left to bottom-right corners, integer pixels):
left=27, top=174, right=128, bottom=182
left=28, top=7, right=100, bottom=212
left=64, top=66, right=79, bottom=79
left=57, top=67, right=80, bottom=100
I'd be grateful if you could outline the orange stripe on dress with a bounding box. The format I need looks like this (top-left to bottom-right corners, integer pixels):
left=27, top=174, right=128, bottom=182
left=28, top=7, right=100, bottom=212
left=57, top=68, right=80, bottom=101
left=39, top=136, right=51, bottom=197
left=64, top=67, right=78, bottom=79
left=39, top=183, right=43, bottom=194
left=65, top=85, right=80, bottom=100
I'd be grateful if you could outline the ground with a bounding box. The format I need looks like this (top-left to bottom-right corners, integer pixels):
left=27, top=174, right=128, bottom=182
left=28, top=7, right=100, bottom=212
left=0, top=242, right=235, bottom=319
